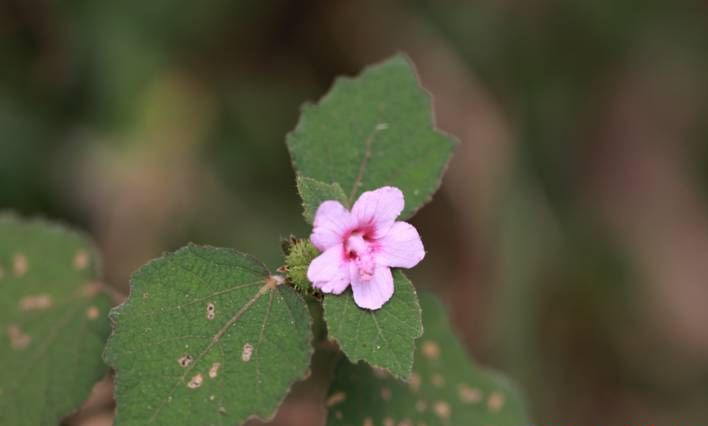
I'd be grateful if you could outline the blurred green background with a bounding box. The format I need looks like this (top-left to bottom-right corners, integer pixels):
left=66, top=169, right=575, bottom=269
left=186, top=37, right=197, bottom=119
left=2, top=0, right=708, bottom=425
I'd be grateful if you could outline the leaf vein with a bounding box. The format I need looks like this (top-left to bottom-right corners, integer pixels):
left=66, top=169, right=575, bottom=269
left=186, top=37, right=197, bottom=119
left=348, top=123, right=387, bottom=204
left=148, top=282, right=273, bottom=423
left=371, top=311, right=404, bottom=375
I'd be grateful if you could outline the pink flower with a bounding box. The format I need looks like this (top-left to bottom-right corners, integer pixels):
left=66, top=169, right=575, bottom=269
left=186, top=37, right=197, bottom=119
left=306, top=186, right=425, bottom=310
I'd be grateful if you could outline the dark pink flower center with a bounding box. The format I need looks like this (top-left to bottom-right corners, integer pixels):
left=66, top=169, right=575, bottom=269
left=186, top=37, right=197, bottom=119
left=343, top=228, right=377, bottom=281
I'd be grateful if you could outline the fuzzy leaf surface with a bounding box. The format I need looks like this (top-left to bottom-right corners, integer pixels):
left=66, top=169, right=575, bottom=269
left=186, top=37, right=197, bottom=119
left=326, top=293, right=527, bottom=425
left=296, top=176, right=348, bottom=224
left=104, top=244, right=313, bottom=426
left=0, top=214, right=111, bottom=426
left=323, top=271, right=422, bottom=380
left=287, top=54, right=456, bottom=219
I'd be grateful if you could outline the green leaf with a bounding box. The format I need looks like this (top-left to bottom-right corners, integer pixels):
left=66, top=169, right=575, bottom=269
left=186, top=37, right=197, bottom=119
left=104, top=244, right=313, bottom=426
left=296, top=176, right=348, bottom=224
left=287, top=54, right=456, bottom=220
left=0, top=214, right=111, bottom=426
left=326, top=293, right=527, bottom=426
left=323, top=270, right=422, bottom=380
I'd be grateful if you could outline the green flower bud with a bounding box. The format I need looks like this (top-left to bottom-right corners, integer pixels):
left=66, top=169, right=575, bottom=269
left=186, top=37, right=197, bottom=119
left=285, top=238, right=318, bottom=293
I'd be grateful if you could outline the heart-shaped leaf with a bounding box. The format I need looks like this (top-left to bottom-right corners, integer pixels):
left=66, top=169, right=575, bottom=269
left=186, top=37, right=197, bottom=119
left=323, top=270, right=422, bottom=380
left=104, top=244, right=313, bottom=426
left=0, top=214, right=111, bottom=426
left=326, top=293, right=527, bottom=425
left=287, top=54, right=456, bottom=220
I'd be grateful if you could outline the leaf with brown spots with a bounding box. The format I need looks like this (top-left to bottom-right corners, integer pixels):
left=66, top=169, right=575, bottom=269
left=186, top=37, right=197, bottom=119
left=104, top=244, right=313, bottom=426
left=0, top=214, right=111, bottom=426
left=326, top=293, right=527, bottom=425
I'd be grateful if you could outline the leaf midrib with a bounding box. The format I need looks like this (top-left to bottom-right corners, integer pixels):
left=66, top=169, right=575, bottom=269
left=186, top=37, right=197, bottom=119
left=147, top=279, right=275, bottom=423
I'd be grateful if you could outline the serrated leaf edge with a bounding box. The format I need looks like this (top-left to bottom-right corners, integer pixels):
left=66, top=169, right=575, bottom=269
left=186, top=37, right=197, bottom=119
left=103, top=243, right=315, bottom=426
left=324, top=271, right=424, bottom=382
left=285, top=53, right=459, bottom=220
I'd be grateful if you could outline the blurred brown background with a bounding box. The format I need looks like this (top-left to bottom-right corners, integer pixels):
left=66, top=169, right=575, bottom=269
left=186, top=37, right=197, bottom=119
left=2, top=0, right=708, bottom=425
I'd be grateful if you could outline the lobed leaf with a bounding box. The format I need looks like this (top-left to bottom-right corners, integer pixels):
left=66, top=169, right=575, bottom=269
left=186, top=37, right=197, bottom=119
left=104, top=244, right=313, bottom=426
left=326, top=293, right=527, bottom=426
left=287, top=54, right=456, bottom=220
left=0, top=214, right=111, bottom=426
left=323, top=271, right=422, bottom=380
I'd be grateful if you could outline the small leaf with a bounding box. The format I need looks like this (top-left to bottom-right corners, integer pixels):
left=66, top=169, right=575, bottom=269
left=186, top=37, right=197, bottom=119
left=296, top=176, right=348, bottom=224
left=287, top=54, right=457, bottom=220
left=0, top=214, right=111, bottom=425
left=323, top=270, right=422, bottom=380
left=326, top=293, right=528, bottom=425
left=104, top=244, right=313, bottom=426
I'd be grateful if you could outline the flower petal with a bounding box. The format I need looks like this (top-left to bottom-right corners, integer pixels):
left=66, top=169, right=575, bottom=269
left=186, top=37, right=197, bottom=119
left=307, top=244, right=350, bottom=294
left=310, top=200, right=356, bottom=251
left=350, top=265, right=394, bottom=310
left=351, top=186, right=404, bottom=235
left=375, top=221, right=425, bottom=268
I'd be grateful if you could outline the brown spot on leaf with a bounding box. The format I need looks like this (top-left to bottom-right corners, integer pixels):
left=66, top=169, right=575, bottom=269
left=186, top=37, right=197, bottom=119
left=178, top=355, right=193, bottom=368
left=383, top=418, right=395, bottom=426
left=13, top=254, right=28, bottom=277
left=74, top=250, right=90, bottom=270
left=431, top=373, right=445, bottom=388
left=380, top=387, right=392, bottom=401
left=487, top=391, right=505, bottom=412
left=208, top=362, right=221, bottom=378
left=408, top=372, right=421, bottom=392
left=421, top=340, right=440, bottom=360
left=241, top=343, right=253, bottom=362
left=206, top=302, right=216, bottom=320
left=86, top=306, right=100, bottom=320
left=458, top=384, right=482, bottom=404
left=433, top=401, right=451, bottom=420
left=81, top=281, right=101, bottom=297
left=7, top=324, right=31, bottom=349
left=19, top=294, right=53, bottom=311
left=363, top=418, right=374, bottom=426
left=187, top=373, right=203, bottom=389
left=326, top=391, right=346, bottom=407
